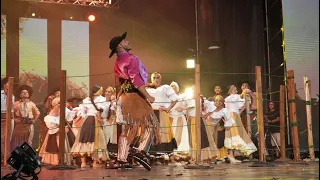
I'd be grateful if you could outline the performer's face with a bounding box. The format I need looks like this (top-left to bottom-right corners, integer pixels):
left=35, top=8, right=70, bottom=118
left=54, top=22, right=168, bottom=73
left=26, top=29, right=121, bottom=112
left=241, top=83, right=249, bottom=91
left=152, top=74, right=161, bottom=87
left=3, top=83, right=9, bottom=94
left=119, top=39, right=131, bottom=51
left=20, top=90, right=29, bottom=98
left=214, top=86, right=222, bottom=94
left=54, top=91, right=60, bottom=98
left=105, top=87, right=114, bottom=99
left=214, top=100, right=224, bottom=108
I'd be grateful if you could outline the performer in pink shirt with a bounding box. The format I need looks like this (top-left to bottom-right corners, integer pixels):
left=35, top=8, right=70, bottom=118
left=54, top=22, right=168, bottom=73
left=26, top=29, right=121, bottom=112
left=108, top=32, right=160, bottom=170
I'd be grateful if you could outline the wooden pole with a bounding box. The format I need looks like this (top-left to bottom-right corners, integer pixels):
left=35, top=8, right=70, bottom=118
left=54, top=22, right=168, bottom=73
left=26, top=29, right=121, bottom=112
left=279, top=85, right=286, bottom=160
left=255, top=66, right=266, bottom=162
left=59, top=70, right=66, bottom=165
left=287, top=70, right=300, bottom=161
left=303, top=76, right=314, bottom=161
left=245, top=94, right=252, bottom=138
left=245, top=94, right=252, bottom=160
left=195, top=64, right=201, bottom=164
left=4, top=77, right=14, bottom=166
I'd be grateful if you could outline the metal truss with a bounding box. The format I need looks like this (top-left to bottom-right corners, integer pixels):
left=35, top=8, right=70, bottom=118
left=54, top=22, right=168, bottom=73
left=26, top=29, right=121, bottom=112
left=17, top=0, right=125, bottom=8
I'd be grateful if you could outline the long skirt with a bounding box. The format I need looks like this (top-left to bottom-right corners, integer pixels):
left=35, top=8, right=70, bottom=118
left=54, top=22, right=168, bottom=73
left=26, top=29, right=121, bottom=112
left=211, top=124, right=228, bottom=159
left=39, top=131, right=72, bottom=166
left=224, top=112, right=257, bottom=156
left=187, top=117, right=218, bottom=161
left=169, top=115, right=190, bottom=152
left=149, top=110, right=176, bottom=153
left=10, top=122, right=34, bottom=151
left=71, top=116, right=109, bottom=161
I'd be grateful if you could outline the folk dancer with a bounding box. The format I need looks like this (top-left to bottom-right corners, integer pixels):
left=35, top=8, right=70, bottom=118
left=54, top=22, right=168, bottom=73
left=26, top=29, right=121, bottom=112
left=39, top=97, right=75, bottom=166
left=224, top=85, right=257, bottom=158
left=180, top=87, right=218, bottom=163
left=168, top=81, right=190, bottom=161
left=110, top=32, right=160, bottom=169
left=71, top=85, right=109, bottom=168
left=146, top=72, right=178, bottom=156
left=11, top=85, right=40, bottom=150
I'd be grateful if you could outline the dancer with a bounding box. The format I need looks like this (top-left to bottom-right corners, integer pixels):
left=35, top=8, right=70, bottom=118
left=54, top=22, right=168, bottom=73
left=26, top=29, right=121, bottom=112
left=168, top=81, right=190, bottom=161
left=39, top=97, right=74, bottom=166
left=71, top=85, right=109, bottom=168
left=109, top=32, right=160, bottom=170
left=147, top=72, right=178, bottom=156
left=11, top=85, right=40, bottom=150
left=224, top=85, right=257, bottom=157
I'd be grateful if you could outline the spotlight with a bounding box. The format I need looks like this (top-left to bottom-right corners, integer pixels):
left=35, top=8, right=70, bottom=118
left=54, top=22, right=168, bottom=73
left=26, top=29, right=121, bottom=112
left=31, top=13, right=36, bottom=17
left=88, top=15, right=95, bottom=22
left=186, top=59, right=195, bottom=69
left=2, top=142, right=41, bottom=180
left=185, top=87, right=194, bottom=98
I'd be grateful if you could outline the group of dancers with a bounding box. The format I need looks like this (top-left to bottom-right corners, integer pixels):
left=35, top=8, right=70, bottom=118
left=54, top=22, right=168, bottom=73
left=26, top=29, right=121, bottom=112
left=1, top=32, right=258, bottom=170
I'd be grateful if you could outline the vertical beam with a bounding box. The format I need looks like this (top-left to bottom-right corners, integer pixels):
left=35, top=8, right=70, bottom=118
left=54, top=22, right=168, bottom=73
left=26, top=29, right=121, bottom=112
left=279, top=85, right=286, bottom=159
left=195, top=64, right=201, bottom=164
left=4, top=77, right=13, bottom=166
left=255, top=66, right=265, bottom=162
left=287, top=70, right=300, bottom=161
left=6, top=15, right=19, bottom=81
left=303, top=77, right=314, bottom=161
left=59, top=70, right=66, bottom=164
left=47, top=19, right=62, bottom=93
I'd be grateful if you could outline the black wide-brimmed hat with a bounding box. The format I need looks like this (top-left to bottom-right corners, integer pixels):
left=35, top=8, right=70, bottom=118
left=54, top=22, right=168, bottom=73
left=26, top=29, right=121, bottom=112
left=108, top=32, right=127, bottom=58
left=16, top=84, right=33, bottom=98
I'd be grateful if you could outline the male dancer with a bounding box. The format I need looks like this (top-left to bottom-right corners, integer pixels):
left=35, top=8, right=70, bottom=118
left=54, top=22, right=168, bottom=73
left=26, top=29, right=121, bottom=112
left=109, top=32, right=160, bottom=170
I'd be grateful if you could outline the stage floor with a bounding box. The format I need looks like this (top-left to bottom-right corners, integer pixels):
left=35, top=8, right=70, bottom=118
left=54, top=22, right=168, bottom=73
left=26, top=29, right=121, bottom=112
left=1, top=161, right=319, bottom=180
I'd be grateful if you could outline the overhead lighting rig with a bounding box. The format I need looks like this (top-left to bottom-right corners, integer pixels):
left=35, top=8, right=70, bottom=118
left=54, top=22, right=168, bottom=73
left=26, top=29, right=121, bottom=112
left=16, top=0, right=124, bottom=8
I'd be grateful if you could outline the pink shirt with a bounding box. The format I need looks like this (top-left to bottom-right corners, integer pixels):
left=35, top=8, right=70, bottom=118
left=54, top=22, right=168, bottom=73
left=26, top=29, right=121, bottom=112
left=114, top=51, right=148, bottom=88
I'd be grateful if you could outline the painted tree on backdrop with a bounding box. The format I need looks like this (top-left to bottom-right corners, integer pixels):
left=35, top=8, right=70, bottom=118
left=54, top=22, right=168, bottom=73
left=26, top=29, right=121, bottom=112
left=1, top=16, right=28, bottom=40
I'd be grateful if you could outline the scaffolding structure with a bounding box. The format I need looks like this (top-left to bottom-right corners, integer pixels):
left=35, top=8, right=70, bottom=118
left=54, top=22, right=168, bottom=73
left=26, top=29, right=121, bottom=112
left=16, top=0, right=125, bottom=8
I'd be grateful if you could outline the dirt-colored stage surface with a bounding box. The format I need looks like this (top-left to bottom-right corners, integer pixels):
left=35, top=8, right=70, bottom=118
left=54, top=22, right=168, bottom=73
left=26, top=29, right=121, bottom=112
left=1, top=161, right=319, bottom=180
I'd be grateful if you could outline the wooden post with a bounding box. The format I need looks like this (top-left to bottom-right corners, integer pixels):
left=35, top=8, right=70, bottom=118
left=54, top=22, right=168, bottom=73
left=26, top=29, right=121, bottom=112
left=255, top=66, right=266, bottom=162
left=279, top=85, right=286, bottom=160
left=195, top=64, right=201, bottom=164
left=245, top=94, right=252, bottom=160
left=303, top=76, right=314, bottom=161
left=59, top=70, right=66, bottom=164
left=287, top=70, right=300, bottom=161
left=4, top=77, right=14, bottom=166
left=245, top=94, right=252, bottom=138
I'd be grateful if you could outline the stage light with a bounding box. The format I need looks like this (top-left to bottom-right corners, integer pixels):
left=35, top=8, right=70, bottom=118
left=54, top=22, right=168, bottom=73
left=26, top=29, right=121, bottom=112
left=2, top=142, right=41, bottom=180
left=186, top=59, right=195, bottom=69
left=70, top=16, right=73, bottom=20
left=185, top=87, right=194, bottom=98
left=88, top=15, right=95, bottom=21
left=31, top=13, right=36, bottom=17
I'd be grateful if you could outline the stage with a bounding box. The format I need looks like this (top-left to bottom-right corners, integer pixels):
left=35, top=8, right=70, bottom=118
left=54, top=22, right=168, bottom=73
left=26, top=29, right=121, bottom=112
left=1, top=161, right=319, bottom=180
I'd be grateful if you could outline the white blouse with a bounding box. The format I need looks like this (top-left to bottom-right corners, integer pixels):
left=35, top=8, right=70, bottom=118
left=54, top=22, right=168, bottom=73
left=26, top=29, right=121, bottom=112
left=44, top=108, right=77, bottom=135
left=77, top=95, right=110, bottom=119
left=224, top=94, right=245, bottom=114
left=185, top=98, right=214, bottom=117
left=169, top=93, right=188, bottom=117
left=208, top=106, right=234, bottom=127
left=147, top=84, right=178, bottom=109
